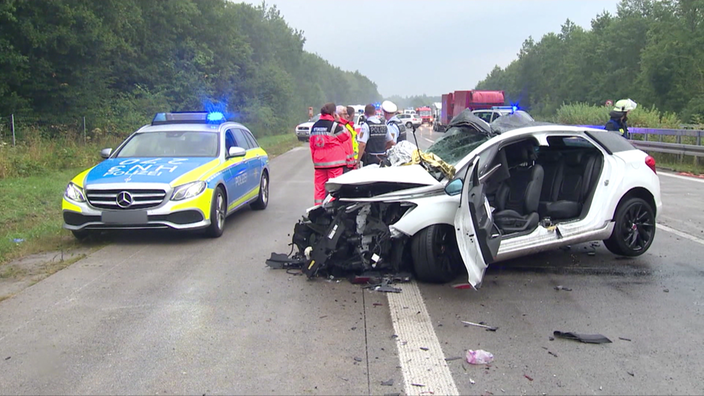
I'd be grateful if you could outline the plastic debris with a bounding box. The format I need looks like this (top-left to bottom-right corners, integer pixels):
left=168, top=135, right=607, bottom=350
left=554, top=285, right=572, bottom=291
left=445, top=356, right=463, bottom=361
left=553, top=331, right=612, bottom=344
left=524, top=374, right=534, bottom=381
left=12, top=238, right=24, bottom=243
left=381, top=379, right=394, bottom=386
left=469, top=378, right=475, bottom=384
left=466, top=349, right=494, bottom=365
left=461, top=320, right=498, bottom=331
left=619, top=337, right=632, bottom=342
left=353, top=357, right=363, bottom=362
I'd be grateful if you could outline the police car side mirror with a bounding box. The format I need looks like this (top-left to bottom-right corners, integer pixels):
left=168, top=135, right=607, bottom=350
left=100, top=148, right=112, bottom=159
left=228, top=146, right=247, bottom=158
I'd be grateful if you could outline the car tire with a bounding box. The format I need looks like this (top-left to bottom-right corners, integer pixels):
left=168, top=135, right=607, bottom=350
left=250, top=171, right=269, bottom=210
left=411, top=225, right=463, bottom=283
left=205, top=187, right=227, bottom=238
left=405, top=122, right=413, bottom=128
left=71, top=230, right=91, bottom=240
left=603, top=197, right=656, bottom=256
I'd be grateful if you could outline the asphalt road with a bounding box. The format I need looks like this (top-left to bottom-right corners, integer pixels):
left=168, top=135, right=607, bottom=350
left=0, top=125, right=703, bottom=395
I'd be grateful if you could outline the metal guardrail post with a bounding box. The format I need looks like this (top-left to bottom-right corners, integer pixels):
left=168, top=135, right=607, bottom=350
left=11, top=114, right=15, bottom=146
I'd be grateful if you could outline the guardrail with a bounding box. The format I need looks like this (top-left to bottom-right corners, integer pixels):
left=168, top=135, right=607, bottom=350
left=579, top=125, right=704, bottom=158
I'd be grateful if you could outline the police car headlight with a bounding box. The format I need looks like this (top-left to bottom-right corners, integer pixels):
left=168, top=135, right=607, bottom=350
left=171, top=181, right=206, bottom=201
left=64, top=182, right=86, bottom=203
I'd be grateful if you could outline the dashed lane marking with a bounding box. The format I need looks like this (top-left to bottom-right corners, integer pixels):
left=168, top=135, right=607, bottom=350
left=658, top=223, right=704, bottom=246
left=387, top=281, right=459, bottom=396
left=658, top=172, right=704, bottom=184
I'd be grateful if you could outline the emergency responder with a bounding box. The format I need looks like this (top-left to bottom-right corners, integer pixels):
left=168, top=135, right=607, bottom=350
left=336, top=105, right=356, bottom=172
left=605, top=98, right=637, bottom=139
left=310, top=102, right=351, bottom=205
left=357, top=103, right=394, bottom=166
left=346, top=105, right=359, bottom=168
left=383, top=100, right=407, bottom=143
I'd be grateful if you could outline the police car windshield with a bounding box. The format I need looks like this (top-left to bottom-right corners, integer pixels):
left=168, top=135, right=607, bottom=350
left=115, top=131, right=219, bottom=158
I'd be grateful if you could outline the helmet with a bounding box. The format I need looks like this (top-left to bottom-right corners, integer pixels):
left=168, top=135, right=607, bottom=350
left=381, top=100, right=398, bottom=113
left=614, top=99, right=637, bottom=112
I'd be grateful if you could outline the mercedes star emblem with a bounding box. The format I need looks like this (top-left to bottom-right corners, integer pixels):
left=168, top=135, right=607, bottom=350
left=116, top=191, right=134, bottom=208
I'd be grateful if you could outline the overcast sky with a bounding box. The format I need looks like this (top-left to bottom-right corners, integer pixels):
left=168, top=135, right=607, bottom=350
left=243, top=0, right=619, bottom=98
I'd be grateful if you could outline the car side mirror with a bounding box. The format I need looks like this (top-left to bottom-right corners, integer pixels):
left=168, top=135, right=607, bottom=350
left=445, top=178, right=463, bottom=196
left=228, top=146, right=246, bottom=158
left=100, top=148, right=113, bottom=159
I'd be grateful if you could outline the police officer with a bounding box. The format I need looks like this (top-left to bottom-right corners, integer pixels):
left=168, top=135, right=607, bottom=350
left=605, top=98, right=637, bottom=139
left=310, top=102, right=350, bottom=205
left=383, top=100, right=407, bottom=143
left=357, top=103, right=394, bottom=166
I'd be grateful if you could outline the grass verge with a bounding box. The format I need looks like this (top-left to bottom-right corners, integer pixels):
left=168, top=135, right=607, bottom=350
left=0, top=133, right=302, bottom=267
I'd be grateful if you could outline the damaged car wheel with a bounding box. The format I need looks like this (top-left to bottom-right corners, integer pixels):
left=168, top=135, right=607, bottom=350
left=604, top=197, right=655, bottom=256
left=411, top=225, right=463, bottom=283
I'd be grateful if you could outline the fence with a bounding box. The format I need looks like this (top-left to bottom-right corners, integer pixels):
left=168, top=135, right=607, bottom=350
left=579, top=125, right=704, bottom=158
left=0, top=114, right=93, bottom=146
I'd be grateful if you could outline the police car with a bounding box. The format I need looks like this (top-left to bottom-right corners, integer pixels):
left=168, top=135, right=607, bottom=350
left=62, top=111, right=270, bottom=239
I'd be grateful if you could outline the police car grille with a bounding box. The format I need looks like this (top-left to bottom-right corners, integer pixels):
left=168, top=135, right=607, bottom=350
left=86, top=189, right=167, bottom=210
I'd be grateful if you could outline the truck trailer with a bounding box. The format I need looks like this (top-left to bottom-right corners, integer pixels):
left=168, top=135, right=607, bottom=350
left=433, top=90, right=505, bottom=132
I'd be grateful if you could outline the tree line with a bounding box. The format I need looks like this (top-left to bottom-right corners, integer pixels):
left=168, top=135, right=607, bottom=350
left=0, top=0, right=382, bottom=137
left=475, top=0, right=704, bottom=123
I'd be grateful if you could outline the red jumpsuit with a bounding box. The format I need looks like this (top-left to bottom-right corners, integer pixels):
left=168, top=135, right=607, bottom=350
left=309, top=114, right=350, bottom=205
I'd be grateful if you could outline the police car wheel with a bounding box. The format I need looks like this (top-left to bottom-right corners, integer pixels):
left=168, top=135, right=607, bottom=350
left=250, top=172, right=269, bottom=210
left=205, top=187, right=226, bottom=238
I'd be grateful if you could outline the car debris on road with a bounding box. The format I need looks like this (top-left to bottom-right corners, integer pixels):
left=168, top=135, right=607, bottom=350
left=553, top=331, right=612, bottom=344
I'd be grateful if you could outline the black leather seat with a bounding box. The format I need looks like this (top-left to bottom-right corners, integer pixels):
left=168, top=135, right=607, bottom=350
left=493, top=144, right=544, bottom=234
left=543, top=151, right=599, bottom=220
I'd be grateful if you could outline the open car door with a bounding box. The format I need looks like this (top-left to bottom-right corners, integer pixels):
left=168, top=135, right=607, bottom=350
left=453, top=162, right=501, bottom=288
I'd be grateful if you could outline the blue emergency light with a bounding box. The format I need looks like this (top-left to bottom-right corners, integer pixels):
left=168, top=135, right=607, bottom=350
left=152, top=111, right=230, bottom=125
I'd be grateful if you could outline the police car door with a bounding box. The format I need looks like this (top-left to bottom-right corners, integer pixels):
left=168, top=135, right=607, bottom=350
left=224, top=129, right=249, bottom=209
left=453, top=161, right=501, bottom=289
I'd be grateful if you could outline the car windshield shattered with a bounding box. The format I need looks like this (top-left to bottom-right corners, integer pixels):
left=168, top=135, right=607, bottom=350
left=426, top=109, right=493, bottom=166
left=116, top=131, right=219, bottom=158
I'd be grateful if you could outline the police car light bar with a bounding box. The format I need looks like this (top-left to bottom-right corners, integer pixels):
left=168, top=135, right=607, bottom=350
left=491, top=105, right=518, bottom=111
left=152, top=111, right=227, bottom=125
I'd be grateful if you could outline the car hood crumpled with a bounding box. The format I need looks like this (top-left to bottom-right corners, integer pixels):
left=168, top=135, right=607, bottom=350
left=326, top=164, right=441, bottom=191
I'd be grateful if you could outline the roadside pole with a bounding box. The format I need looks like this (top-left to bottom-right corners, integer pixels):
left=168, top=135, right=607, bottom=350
left=83, top=116, right=86, bottom=144
left=11, top=114, right=15, bottom=146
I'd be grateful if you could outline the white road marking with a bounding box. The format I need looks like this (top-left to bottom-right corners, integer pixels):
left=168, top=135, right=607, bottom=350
left=658, top=223, right=704, bottom=246
left=387, top=281, right=459, bottom=396
left=423, top=137, right=435, bottom=144
left=658, top=172, right=704, bottom=184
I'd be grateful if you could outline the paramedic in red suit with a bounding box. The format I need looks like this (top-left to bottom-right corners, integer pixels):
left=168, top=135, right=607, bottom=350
left=310, top=102, right=350, bottom=205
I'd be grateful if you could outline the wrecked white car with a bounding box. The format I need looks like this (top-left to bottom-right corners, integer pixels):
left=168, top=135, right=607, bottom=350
left=288, top=110, right=662, bottom=288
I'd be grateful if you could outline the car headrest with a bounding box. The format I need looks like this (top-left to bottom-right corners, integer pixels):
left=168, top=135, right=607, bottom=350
left=564, top=151, right=584, bottom=166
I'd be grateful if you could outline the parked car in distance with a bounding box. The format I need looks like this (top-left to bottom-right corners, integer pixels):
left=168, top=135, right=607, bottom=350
left=295, top=114, right=320, bottom=141
left=397, top=113, right=422, bottom=129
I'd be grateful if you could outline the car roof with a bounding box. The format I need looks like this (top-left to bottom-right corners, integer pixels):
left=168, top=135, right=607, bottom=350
left=136, top=121, right=249, bottom=133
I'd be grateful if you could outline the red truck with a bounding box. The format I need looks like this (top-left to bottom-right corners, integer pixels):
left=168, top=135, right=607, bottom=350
left=433, top=90, right=505, bottom=132
left=416, top=106, right=432, bottom=124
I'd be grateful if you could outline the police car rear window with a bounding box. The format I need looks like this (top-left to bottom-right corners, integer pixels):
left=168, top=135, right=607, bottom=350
left=585, top=130, right=636, bottom=154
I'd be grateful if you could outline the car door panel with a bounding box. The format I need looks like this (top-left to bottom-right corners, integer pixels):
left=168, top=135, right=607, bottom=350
left=454, top=162, right=501, bottom=288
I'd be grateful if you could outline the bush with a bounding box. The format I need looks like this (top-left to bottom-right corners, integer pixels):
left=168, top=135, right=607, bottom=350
left=554, top=103, right=682, bottom=128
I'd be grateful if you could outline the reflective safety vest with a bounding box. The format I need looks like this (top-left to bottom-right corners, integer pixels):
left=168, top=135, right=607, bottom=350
left=309, top=117, right=350, bottom=168
left=364, top=120, right=388, bottom=155
left=344, top=123, right=358, bottom=167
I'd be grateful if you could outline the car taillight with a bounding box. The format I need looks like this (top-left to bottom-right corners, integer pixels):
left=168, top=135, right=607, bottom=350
left=645, top=155, right=656, bottom=174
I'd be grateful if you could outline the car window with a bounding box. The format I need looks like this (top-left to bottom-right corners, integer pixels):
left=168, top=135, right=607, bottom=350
left=585, top=130, right=635, bottom=153
left=243, top=129, right=259, bottom=148
left=225, top=130, right=237, bottom=153
left=233, top=129, right=252, bottom=150
left=547, top=135, right=597, bottom=149
left=116, top=131, right=219, bottom=158
left=474, top=112, right=493, bottom=123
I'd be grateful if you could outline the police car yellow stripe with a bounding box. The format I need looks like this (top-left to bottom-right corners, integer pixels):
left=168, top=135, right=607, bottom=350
left=171, top=158, right=221, bottom=186
left=70, top=167, right=95, bottom=187
left=227, top=187, right=259, bottom=211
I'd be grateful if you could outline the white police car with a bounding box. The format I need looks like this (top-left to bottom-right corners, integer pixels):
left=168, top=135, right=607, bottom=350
left=62, top=111, right=270, bottom=239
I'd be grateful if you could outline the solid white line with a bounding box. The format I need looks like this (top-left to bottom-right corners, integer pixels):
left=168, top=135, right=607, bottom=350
left=423, top=137, right=435, bottom=144
left=387, top=281, right=459, bottom=396
left=658, top=172, right=704, bottom=184
left=658, top=223, right=704, bottom=246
